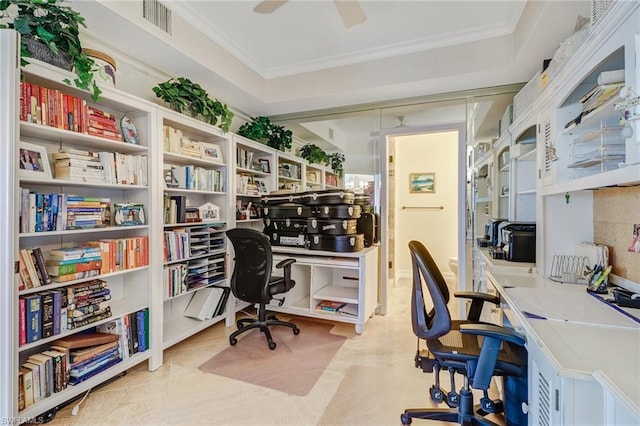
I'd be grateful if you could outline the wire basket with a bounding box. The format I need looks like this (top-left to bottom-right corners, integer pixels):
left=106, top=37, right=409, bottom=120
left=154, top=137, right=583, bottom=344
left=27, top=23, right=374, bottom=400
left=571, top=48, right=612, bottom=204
left=548, top=255, right=590, bottom=284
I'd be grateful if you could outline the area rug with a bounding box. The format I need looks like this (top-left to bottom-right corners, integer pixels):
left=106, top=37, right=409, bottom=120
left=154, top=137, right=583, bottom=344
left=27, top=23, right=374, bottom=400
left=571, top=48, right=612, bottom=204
left=198, top=318, right=346, bottom=396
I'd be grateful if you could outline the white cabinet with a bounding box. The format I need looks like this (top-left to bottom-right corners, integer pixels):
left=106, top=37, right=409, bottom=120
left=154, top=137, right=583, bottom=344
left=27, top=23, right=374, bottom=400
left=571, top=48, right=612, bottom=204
left=268, top=246, right=379, bottom=334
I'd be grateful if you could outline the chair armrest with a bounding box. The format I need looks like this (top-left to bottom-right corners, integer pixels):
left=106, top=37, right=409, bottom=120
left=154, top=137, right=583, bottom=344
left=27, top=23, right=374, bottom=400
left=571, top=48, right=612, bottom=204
left=453, top=291, right=500, bottom=321
left=459, top=323, right=525, bottom=347
left=275, top=258, right=296, bottom=269
left=459, top=323, right=527, bottom=390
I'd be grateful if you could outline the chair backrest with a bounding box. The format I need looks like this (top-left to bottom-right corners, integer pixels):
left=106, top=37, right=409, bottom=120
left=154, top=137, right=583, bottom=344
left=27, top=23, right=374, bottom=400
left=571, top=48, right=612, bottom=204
left=409, top=240, right=452, bottom=339
left=226, top=228, right=273, bottom=304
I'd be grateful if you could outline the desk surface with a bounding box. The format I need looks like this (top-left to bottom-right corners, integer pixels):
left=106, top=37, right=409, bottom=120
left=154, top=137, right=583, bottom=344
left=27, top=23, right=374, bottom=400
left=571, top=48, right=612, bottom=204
left=487, top=269, right=640, bottom=418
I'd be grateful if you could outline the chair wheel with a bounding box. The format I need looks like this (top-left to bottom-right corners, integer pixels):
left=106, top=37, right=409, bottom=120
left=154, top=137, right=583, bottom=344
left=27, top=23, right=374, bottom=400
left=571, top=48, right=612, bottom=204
left=446, top=391, right=460, bottom=407
left=430, top=385, right=444, bottom=403
left=230, top=337, right=237, bottom=346
left=268, top=341, right=276, bottom=350
left=400, top=413, right=412, bottom=425
left=293, top=327, right=300, bottom=335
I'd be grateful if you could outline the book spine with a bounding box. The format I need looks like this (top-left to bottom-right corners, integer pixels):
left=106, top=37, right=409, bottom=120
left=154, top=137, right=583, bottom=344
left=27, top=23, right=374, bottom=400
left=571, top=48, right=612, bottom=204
left=52, top=290, right=62, bottom=335
left=32, top=247, right=52, bottom=285
left=136, top=310, right=146, bottom=352
left=24, top=294, right=41, bottom=343
left=19, top=298, right=26, bottom=346
left=53, top=269, right=100, bottom=283
left=40, top=291, right=54, bottom=338
left=68, top=308, right=112, bottom=329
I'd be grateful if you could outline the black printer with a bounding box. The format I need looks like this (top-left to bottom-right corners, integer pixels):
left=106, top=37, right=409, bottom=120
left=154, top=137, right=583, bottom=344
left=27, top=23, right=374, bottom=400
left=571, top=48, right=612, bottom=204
left=498, top=222, right=536, bottom=262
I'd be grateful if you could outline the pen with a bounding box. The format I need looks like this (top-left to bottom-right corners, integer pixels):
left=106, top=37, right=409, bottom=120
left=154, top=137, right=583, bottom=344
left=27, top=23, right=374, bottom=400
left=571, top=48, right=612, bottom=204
left=523, top=311, right=547, bottom=320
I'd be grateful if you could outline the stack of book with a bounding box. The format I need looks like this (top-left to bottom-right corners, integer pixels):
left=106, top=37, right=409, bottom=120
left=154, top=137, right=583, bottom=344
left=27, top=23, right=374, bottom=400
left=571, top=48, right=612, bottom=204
left=183, top=286, right=230, bottom=321
left=52, top=149, right=105, bottom=183
left=51, top=332, right=121, bottom=386
left=66, top=279, right=112, bottom=330
left=86, top=106, right=122, bottom=141
left=47, top=246, right=102, bottom=283
left=315, top=300, right=347, bottom=313
left=65, top=196, right=111, bottom=230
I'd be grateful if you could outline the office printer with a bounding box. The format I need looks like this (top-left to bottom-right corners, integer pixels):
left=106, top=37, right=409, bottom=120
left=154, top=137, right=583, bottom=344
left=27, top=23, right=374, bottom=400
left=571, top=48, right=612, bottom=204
left=498, top=221, right=536, bottom=262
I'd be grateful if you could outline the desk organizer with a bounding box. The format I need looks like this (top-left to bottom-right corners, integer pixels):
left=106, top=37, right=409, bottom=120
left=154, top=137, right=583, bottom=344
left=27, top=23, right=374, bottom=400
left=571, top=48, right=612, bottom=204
left=548, top=254, right=590, bottom=284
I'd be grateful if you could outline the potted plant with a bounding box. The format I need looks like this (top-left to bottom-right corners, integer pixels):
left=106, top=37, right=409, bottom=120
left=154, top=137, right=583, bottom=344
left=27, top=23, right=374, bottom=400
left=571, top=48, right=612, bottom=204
left=237, top=116, right=292, bottom=152
left=0, top=0, right=102, bottom=101
left=152, top=77, right=234, bottom=132
left=299, top=143, right=329, bottom=165
left=328, top=152, right=345, bottom=177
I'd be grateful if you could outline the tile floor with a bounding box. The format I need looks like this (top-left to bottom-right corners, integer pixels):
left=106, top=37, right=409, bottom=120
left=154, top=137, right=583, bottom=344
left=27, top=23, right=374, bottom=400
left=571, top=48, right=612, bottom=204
left=46, top=278, right=503, bottom=425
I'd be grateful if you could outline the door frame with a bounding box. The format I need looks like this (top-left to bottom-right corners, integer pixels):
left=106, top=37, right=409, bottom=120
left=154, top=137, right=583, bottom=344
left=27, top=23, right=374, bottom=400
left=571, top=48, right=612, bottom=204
left=377, top=123, right=467, bottom=316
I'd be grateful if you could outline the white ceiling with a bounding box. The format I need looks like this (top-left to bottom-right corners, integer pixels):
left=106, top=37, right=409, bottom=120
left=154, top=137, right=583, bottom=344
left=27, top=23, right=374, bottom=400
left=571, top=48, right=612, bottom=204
left=73, top=0, right=591, bottom=118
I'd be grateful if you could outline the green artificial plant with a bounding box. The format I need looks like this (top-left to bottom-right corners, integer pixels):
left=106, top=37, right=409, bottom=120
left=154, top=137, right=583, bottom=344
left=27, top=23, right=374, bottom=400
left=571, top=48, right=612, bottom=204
left=299, top=143, right=329, bottom=165
left=237, top=116, right=292, bottom=152
left=152, top=77, right=234, bottom=132
left=0, top=0, right=102, bottom=101
left=328, top=152, right=345, bottom=177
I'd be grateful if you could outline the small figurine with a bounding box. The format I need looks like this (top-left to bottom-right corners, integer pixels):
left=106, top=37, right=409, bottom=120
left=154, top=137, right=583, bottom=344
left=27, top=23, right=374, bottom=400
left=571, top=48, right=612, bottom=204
left=165, top=167, right=179, bottom=188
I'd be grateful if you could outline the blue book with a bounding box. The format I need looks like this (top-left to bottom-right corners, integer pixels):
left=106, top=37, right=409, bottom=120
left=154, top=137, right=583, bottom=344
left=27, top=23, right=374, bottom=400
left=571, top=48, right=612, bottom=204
left=51, top=290, right=62, bottom=335
left=50, top=192, right=59, bottom=231
left=136, top=310, right=146, bottom=352
left=35, top=193, right=43, bottom=232
left=23, top=294, right=42, bottom=343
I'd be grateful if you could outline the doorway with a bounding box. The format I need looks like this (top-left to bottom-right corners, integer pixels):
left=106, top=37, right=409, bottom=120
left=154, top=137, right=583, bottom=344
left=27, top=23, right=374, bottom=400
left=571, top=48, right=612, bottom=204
left=378, top=124, right=467, bottom=317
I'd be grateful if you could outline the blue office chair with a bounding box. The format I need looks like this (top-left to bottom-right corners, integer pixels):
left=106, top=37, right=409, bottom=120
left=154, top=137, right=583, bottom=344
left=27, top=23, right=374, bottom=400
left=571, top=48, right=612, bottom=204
left=401, top=240, right=528, bottom=425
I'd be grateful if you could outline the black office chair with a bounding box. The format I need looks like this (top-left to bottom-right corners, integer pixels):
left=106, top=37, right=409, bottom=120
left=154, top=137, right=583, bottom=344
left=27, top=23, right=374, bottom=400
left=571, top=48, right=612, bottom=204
left=226, top=228, right=300, bottom=350
left=401, top=241, right=528, bottom=426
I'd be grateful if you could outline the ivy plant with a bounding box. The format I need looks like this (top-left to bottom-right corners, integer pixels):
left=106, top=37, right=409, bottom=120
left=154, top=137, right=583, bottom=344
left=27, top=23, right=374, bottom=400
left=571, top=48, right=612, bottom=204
left=328, top=152, right=345, bottom=177
left=152, top=77, right=234, bottom=132
left=299, top=144, right=328, bottom=165
left=238, top=116, right=292, bottom=152
left=0, top=0, right=102, bottom=101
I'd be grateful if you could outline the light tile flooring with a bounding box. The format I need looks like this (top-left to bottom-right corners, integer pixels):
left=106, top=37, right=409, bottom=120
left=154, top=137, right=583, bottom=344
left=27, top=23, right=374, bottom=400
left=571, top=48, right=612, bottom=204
left=46, top=279, right=502, bottom=425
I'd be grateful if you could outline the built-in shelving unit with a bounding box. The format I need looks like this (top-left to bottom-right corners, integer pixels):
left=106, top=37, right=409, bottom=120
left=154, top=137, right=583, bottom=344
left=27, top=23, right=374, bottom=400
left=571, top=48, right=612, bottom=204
left=159, top=108, right=231, bottom=352
left=7, top=46, right=156, bottom=419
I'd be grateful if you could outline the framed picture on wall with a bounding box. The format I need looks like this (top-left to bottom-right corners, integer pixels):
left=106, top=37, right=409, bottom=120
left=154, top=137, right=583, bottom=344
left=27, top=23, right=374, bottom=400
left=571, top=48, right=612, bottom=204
left=409, top=172, right=435, bottom=193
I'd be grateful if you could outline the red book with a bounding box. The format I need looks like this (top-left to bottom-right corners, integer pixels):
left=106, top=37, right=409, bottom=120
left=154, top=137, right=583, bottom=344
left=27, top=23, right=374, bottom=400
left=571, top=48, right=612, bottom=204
left=19, top=298, right=26, bottom=346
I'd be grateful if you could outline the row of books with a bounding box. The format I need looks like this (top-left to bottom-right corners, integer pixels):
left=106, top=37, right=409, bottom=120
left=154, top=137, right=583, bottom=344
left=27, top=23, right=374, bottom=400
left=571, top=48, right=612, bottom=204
left=164, top=254, right=226, bottom=298
left=19, top=192, right=111, bottom=233
left=19, top=279, right=112, bottom=345
left=53, top=149, right=148, bottom=186
left=163, top=194, right=187, bottom=225
left=18, top=313, right=149, bottom=411
left=183, top=286, right=230, bottom=321
left=168, top=164, right=225, bottom=192
left=163, top=125, right=223, bottom=163
left=97, top=308, right=149, bottom=361
left=19, top=345, right=70, bottom=410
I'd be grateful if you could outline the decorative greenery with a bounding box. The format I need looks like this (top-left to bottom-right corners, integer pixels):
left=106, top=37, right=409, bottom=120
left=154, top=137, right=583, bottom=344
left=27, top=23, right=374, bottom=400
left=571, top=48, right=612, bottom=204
left=152, top=77, right=234, bottom=132
left=299, top=143, right=328, bottom=165
left=238, top=116, right=292, bottom=152
left=0, top=0, right=102, bottom=101
left=328, top=152, right=345, bottom=177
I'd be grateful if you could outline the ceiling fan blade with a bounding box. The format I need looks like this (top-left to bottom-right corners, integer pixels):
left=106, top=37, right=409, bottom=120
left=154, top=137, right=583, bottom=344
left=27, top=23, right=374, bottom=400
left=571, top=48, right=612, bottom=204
left=254, top=0, right=287, bottom=14
left=333, top=0, right=366, bottom=28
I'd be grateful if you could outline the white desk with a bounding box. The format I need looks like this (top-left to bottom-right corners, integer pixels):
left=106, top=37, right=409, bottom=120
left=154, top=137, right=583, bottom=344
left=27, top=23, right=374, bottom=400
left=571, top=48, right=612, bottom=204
left=486, top=269, right=640, bottom=425
left=269, top=245, right=379, bottom=334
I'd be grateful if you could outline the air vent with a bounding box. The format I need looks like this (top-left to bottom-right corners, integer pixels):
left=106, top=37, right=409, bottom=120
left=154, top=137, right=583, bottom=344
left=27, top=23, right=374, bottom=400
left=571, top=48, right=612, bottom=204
left=537, top=371, right=551, bottom=426
left=591, top=0, right=615, bottom=28
left=142, top=0, right=172, bottom=34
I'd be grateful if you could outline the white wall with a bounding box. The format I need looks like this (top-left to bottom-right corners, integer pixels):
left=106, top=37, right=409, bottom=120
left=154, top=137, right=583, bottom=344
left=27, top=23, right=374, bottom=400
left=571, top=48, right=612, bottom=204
left=394, top=131, right=458, bottom=277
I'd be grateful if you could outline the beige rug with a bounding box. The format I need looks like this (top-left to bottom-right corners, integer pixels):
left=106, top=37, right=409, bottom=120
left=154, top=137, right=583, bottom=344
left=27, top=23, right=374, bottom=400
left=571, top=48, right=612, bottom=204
left=198, top=318, right=346, bottom=396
